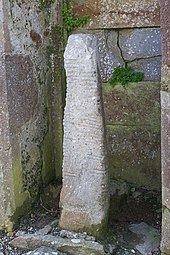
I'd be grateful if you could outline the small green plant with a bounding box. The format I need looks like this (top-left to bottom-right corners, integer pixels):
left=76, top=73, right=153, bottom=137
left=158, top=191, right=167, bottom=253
left=63, top=7, right=89, bottom=32
left=109, top=66, right=144, bottom=88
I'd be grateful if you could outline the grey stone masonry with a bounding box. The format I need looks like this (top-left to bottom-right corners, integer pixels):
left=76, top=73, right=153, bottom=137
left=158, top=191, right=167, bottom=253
left=161, top=91, right=170, bottom=254
left=59, top=34, right=109, bottom=237
left=119, top=28, right=161, bottom=61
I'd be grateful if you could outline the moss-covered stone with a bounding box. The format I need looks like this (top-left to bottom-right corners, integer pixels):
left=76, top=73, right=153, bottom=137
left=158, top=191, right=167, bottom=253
left=107, top=125, right=161, bottom=190
left=103, top=81, right=161, bottom=190
left=103, top=81, right=161, bottom=127
left=50, top=25, right=65, bottom=177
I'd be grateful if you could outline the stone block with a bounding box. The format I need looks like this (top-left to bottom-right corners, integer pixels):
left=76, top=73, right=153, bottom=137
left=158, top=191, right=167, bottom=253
left=128, top=57, right=161, bottom=81
left=103, top=82, right=161, bottom=126
left=10, top=234, right=106, bottom=255
left=0, top=42, right=14, bottom=230
left=106, top=125, right=161, bottom=190
left=5, top=55, right=38, bottom=132
left=70, top=0, right=160, bottom=29
left=96, top=30, right=124, bottom=81
left=161, top=208, right=170, bottom=254
left=160, top=0, right=170, bottom=66
left=119, top=28, right=161, bottom=61
left=0, top=0, right=62, bottom=230
left=59, top=34, right=109, bottom=237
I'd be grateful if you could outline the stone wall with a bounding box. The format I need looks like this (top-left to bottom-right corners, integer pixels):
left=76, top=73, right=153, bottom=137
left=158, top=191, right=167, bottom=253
left=103, top=81, right=161, bottom=190
left=90, top=28, right=161, bottom=190
left=0, top=0, right=64, bottom=230
left=68, top=0, right=161, bottom=190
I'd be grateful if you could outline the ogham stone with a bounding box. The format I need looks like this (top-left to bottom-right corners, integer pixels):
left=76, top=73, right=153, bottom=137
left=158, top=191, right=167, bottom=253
left=59, top=34, right=109, bottom=237
left=160, top=0, right=170, bottom=253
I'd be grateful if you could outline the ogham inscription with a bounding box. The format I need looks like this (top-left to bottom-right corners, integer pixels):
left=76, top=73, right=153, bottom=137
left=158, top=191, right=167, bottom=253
left=59, top=34, right=109, bottom=237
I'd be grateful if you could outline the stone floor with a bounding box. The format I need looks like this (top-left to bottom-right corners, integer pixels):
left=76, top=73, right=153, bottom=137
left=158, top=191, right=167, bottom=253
left=0, top=182, right=161, bottom=255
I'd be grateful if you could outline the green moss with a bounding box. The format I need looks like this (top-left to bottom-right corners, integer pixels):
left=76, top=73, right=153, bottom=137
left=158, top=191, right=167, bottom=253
left=62, top=7, right=89, bottom=32
left=110, top=66, right=144, bottom=88
left=102, top=82, right=124, bottom=94
left=92, top=217, right=109, bottom=240
left=9, top=160, right=31, bottom=231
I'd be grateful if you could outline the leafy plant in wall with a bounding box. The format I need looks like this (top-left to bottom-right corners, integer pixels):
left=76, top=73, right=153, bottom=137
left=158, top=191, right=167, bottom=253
left=63, top=7, right=89, bottom=32
left=109, top=66, right=144, bottom=88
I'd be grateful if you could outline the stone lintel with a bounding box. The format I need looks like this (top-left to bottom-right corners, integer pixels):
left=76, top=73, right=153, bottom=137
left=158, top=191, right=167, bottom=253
left=70, top=0, right=160, bottom=29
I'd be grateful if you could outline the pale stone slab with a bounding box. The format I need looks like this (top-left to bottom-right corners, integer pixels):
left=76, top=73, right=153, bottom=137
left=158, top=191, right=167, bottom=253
left=59, top=34, right=109, bottom=237
left=22, top=246, right=66, bottom=255
left=10, top=234, right=106, bottom=255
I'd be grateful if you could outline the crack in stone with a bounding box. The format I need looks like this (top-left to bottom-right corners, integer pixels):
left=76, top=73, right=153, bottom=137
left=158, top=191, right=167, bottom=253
left=126, top=55, right=162, bottom=64
left=117, top=30, right=126, bottom=66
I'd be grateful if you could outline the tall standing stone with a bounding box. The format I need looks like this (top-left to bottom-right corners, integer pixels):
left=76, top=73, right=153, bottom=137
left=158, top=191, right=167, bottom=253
left=160, top=0, right=170, bottom=253
left=59, top=34, right=109, bottom=237
left=0, top=0, right=15, bottom=230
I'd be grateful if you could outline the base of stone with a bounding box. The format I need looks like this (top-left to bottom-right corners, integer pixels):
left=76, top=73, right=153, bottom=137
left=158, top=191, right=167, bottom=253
left=59, top=209, right=107, bottom=238
left=10, top=229, right=105, bottom=255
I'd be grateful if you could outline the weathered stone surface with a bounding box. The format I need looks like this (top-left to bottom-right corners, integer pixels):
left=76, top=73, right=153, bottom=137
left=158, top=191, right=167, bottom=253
left=10, top=234, right=106, bottom=255
left=50, top=25, right=65, bottom=178
left=161, top=91, right=170, bottom=189
left=95, top=30, right=124, bottom=81
left=103, top=82, right=161, bottom=126
left=161, top=208, right=170, bottom=254
left=41, top=183, right=62, bottom=212
left=128, top=57, right=161, bottom=81
left=20, top=109, right=49, bottom=199
left=161, top=91, right=170, bottom=253
left=22, top=246, right=66, bottom=255
left=5, top=55, right=38, bottom=134
left=160, top=0, right=170, bottom=66
left=129, top=222, right=160, bottom=255
left=161, top=65, right=170, bottom=92
left=162, top=185, right=170, bottom=210
left=59, top=34, right=109, bottom=237
left=106, top=125, right=161, bottom=190
left=70, top=0, right=160, bottom=29
left=0, top=0, right=63, bottom=229
left=119, top=28, right=161, bottom=61
left=103, top=82, right=161, bottom=190
left=0, top=13, right=14, bottom=229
